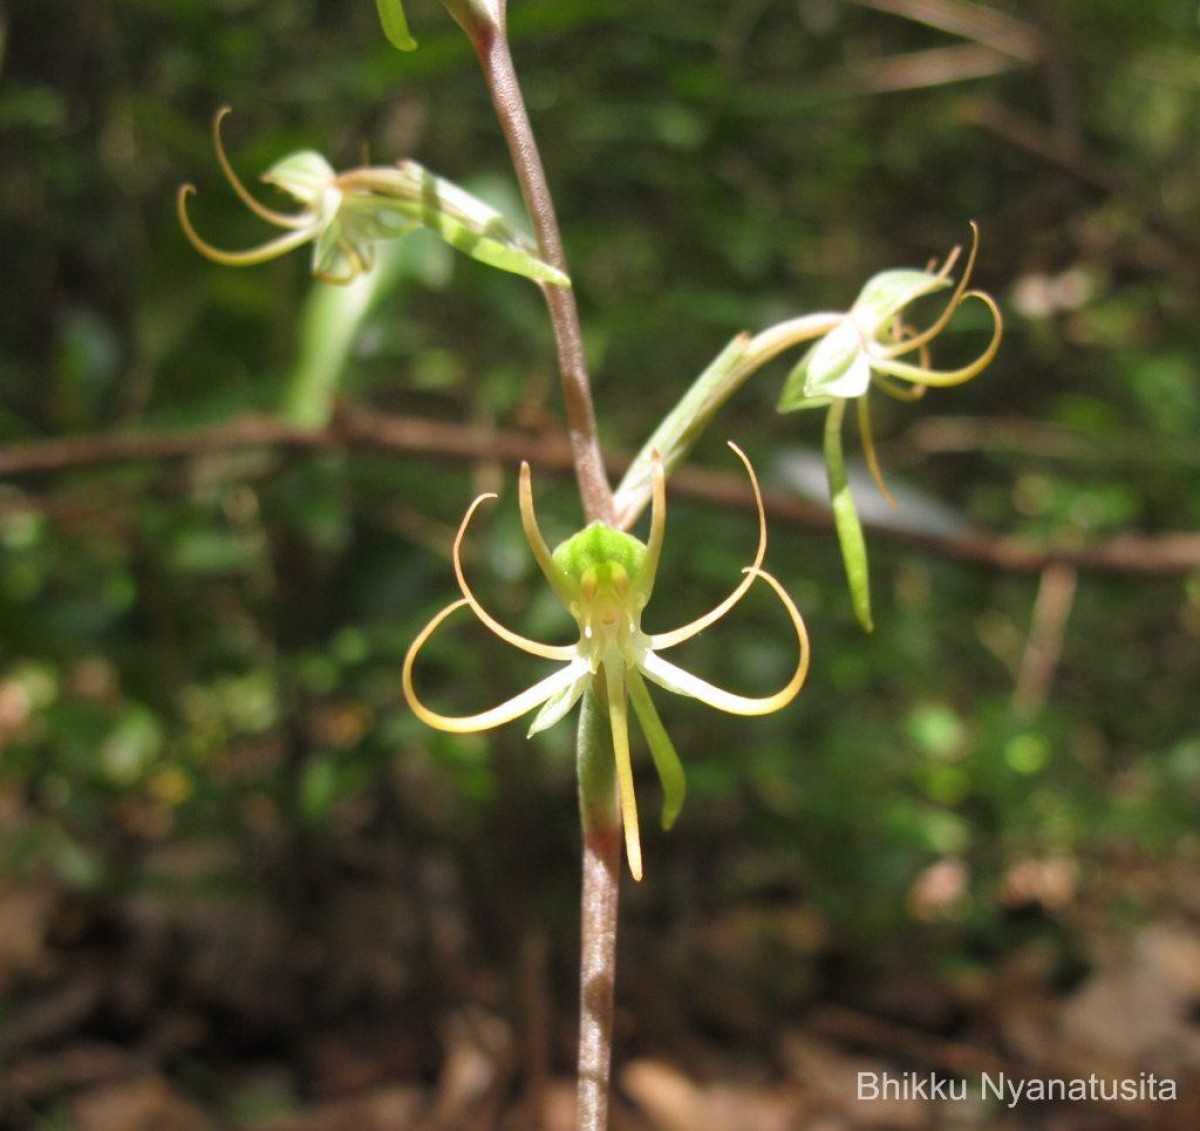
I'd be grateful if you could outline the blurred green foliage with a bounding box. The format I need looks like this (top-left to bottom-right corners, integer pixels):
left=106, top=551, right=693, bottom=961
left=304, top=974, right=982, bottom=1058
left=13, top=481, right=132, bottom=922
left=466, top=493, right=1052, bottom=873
left=2, top=0, right=1198, bottom=1001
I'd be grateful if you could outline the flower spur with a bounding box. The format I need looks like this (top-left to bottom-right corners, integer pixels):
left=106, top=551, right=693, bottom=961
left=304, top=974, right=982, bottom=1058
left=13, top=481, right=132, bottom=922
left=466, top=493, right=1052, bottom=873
left=402, top=443, right=810, bottom=881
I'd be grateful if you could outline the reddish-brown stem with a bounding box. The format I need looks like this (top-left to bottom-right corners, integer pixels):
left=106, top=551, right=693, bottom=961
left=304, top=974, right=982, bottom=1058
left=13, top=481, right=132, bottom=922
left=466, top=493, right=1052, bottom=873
left=575, top=684, right=621, bottom=1131
left=475, top=28, right=614, bottom=526
left=578, top=825, right=620, bottom=1130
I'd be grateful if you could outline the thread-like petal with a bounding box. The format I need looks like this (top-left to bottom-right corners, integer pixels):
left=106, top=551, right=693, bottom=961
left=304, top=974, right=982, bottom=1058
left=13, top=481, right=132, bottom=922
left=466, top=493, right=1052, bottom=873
left=640, top=568, right=810, bottom=716
left=605, top=660, right=643, bottom=882
left=857, top=395, right=897, bottom=507
left=453, top=492, right=575, bottom=661
left=648, top=442, right=766, bottom=650
left=519, top=462, right=576, bottom=606
left=876, top=222, right=978, bottom=359
left=403, top=597, right=588, bottom=733
left=178, top=186, right=320, bottom=266
left=870, top=290, right=1002, bottom=388
left=636, top=451, right=666, bottom=606
left=212, top=107, right=312, bottom=229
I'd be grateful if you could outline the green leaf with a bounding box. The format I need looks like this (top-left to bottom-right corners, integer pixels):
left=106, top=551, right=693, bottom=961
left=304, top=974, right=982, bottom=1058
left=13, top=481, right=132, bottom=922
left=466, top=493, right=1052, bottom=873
left=626, top=668, right=686, bottom=830
left=824, top=398, right=873, bottom=632
left=376, top=0, right=418, bottom=51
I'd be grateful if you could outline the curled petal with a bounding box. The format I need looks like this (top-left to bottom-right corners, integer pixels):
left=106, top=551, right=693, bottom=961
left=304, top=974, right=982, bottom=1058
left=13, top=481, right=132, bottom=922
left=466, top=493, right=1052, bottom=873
left=606, top=661, right=643, bottom=882
left=452, top=492, right=575, bottom=661
left=876, top=221, right=980, bottom=360
left=212, top=107, right=312, bottom=229
left=177, top=185, right=320, bottom=266
left=519, top=462, right=576, bottom=606
left=403, top=597, right=589, bottom=733
left=870, top=290, right=1003, bottom=388
left=640, top=568, right=810, bottom=716
left=648, top=441, right=766, bottom=650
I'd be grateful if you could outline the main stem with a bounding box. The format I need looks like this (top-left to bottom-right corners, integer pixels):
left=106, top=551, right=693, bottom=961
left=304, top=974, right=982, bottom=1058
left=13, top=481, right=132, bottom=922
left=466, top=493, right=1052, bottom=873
left=477, top=26, right=614, bottom=526
left=576, top=686, right=621, bottom=1131
left=473, top=17, right=621, bottom=1131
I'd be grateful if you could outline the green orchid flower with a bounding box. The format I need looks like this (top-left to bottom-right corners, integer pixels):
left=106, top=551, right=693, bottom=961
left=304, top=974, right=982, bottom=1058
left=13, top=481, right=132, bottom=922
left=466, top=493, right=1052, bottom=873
left=778, top=225, right=1003, bottom=631
left=403, top=445, right=810, bottom=881
left=178, top=108, right=568, bottom=287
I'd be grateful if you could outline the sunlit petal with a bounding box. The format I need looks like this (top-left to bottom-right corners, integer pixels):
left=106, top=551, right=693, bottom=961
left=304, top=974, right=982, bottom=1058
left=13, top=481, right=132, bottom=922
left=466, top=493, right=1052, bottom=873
left=527, top=672, right=590, bottom=736
left=452, top=492, right=575, bottom=661
left=875, top=222, right=979, bottom=360
left=519, top=462, right=576, bottom=607
left=403, top=597, right=589, bottom=733
left=640, top=568, right=810, bottom=716
left=178, top=185, right=320, bottom=266
left=605, top=661, right=643, bottom=882
left=212, top=107, right=312, bottom=229
left=625, top=668, right=686, bottom=830
left=870, top=290, right=1002, bottom=388
left=648, top=442, right=766, bottom=650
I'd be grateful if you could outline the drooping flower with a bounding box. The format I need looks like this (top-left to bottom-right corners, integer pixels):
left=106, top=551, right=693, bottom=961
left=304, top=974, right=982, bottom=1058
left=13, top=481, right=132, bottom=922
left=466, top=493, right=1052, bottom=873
left=779, top=223, right=1002, bottom=412
left=178, top=108, right=568, bottom=286
left=777, top=225, right=1003, bottom=631
left=403, top=444, right=810, bottom=880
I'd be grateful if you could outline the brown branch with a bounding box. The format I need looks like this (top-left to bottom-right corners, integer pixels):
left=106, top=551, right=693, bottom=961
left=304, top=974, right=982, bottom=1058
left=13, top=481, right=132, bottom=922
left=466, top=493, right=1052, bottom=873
left=3, top=403, right=1199, bottom=577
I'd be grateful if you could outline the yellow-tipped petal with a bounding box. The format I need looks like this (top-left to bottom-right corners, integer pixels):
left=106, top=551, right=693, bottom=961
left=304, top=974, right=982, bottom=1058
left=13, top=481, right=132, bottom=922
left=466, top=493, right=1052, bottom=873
left=871, top=290, right=1002, bottom=388
left=648, top=441, right=766, bottom=650
left=519, top=461, right=575, bottom=606
left=636, top=450, right=666, bottom=606
left=452, top=492, right=575, bottom=661
left=402, top=597, right=589, bottom=733
left=877, top=222, right=981, bottom=360
left=640, top=568, right=810, bottom=717
left=213, top=107, right=311, bottom=229
left=177, top=185, right=320, bottom=266
left=605, top=660, right=643, bottom=881
left=857, top=395, right=897, bottom=507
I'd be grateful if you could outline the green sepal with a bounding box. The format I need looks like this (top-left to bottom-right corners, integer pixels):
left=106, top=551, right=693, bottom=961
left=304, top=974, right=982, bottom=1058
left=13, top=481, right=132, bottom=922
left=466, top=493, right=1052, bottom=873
left=262, top=151, right=337, bottom=208
left=824, top=398, right=873, bottom=632
left=853, top=267, right=948, bottom=327
left=376, top=0, right=418, bottom=51
left=626, top=667, right=686, bottom=830
left=786, top=321, right=871, bottom=402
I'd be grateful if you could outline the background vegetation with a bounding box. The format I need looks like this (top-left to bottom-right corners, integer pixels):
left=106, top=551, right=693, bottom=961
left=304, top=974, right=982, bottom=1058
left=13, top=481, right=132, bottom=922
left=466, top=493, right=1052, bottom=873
left=2, top=1, right=1198, bottom=1127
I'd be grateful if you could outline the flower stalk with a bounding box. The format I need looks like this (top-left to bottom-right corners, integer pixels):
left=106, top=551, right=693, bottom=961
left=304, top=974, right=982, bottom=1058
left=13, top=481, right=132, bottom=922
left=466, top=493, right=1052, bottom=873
left=474, top=26, right=613, bottom=526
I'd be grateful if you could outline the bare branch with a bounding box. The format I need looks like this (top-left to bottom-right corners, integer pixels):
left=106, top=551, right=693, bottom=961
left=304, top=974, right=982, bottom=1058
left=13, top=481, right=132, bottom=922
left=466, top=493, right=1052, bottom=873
left=3, top=405, right=1198, bottom=577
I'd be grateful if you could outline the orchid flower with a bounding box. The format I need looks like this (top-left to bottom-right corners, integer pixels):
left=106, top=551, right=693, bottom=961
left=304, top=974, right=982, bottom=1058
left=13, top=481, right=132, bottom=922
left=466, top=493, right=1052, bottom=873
left=777, top=225, right=1003, bottom=631
left=403, top=444, right=810, bottom=881
left=178, top=108, right=568, bottom=287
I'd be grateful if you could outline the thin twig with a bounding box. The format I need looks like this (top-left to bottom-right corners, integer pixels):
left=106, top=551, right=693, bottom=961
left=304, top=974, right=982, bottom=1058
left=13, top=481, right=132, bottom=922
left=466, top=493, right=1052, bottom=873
left=4, top=404, right=1200, bottom=576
